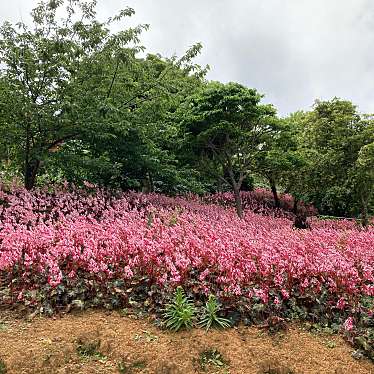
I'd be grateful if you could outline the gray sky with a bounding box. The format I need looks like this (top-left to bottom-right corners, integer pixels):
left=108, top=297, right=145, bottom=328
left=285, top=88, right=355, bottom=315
left=1, top=0, right=374, bottom=116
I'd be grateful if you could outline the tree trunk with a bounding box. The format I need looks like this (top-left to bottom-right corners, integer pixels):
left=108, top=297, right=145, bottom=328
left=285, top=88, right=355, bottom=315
left=141, top=173, right=154, bottom=194
left=141, top=177, right=150, bottom=194
left=217, top=177, right=223, bottom=192
left=270, top=179, right=280, bottom=208
left=148, top=173, right=154, bottom=193
left=361, top=194, right=369, bottom=228
left=225, top=164, right=244, bottom=218
left=24, top=159, right=40, bottom=190
left=233, top=185, right=243, bottom=219
left=24, top=122, right=40, bottom=190
left=293, top=198, right=299, bottom=214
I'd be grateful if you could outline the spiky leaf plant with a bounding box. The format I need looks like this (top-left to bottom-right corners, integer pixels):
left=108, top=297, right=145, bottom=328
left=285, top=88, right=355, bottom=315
left=199, top=294, right=231, bottom=330
left=164, top=286, right=196, bottom=331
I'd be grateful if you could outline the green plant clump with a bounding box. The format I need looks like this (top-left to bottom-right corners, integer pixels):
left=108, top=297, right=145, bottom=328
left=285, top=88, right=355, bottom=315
left=0, top=358, right=7, bottom=374
left=198, top=348, right=228, bottom=372
left=76, top=338, right=106, bottom=361
left=118, top=359, right=147, bottom=373
left=164, top=286, right=196, bottom=331
left=199, top=295, right=231, bottom=330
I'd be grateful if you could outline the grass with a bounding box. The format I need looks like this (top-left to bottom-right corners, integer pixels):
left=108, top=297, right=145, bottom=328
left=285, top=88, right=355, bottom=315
left=0, top=358, right=7, bottom=374
left=133, top=330, right=159, bottom=342
left=76, top=338, right=107, bottom=362
left=0, top=323, right=8, bottom=332
left=196, top=348, right=229, bottom=372
left=117, top=359, right=147, bottom=373
left=325, top=340, right=337, bottom=349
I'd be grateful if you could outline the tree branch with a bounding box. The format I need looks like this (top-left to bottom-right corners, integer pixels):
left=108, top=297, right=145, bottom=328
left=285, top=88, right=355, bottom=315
left=106, top=57, right=120, bottom=99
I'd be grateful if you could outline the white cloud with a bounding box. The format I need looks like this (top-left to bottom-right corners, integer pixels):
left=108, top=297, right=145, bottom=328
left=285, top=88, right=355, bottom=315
left=1, top=0, right=373, bottom=116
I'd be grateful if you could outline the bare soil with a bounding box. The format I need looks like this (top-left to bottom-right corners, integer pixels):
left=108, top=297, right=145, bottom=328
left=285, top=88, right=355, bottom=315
left=0, top=309, right=373, bottom=374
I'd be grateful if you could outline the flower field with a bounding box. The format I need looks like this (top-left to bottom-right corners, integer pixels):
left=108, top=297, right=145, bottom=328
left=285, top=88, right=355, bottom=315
left=0, top=184, right=373, bottom=359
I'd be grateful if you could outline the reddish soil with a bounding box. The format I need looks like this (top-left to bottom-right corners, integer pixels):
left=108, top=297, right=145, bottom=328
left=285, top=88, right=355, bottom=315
left=0, top=310, right=373, bottom=374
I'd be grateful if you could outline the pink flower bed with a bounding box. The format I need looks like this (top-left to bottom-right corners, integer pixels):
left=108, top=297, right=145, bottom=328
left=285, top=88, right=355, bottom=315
left=0, top=185, right=373, bottom=309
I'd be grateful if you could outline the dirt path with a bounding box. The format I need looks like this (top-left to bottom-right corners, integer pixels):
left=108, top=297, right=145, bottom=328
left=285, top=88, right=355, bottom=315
left=0, top=310, right=372, bottom=374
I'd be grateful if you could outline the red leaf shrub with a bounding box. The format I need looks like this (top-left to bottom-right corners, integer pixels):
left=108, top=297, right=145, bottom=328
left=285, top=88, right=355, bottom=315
left=0, top=185, right=372, bottom=305
left=1, top=185, right=373, bottom=359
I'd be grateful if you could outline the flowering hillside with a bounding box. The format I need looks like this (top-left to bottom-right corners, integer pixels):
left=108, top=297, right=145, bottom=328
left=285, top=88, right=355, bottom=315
left=0, top=184, right=373, bottom=359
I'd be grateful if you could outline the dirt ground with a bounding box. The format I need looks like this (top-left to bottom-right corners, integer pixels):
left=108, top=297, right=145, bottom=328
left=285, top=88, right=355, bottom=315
left=0, top=309, right=373, bottom=374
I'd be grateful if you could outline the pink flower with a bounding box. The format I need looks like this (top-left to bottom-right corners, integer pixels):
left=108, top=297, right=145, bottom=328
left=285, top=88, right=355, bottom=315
left=301, top=278, right=309, bottom=289
left=199, top=268, right=210, bottom=281
left=83, top=181, right=95, bottom=188
left=254, top=288, right=269, bottom=304
left=343, top=317, right=354, bottom=332
left=336, top=297, right=346, bottom=310
left=68, top=270, right=76, bottom=279
left=274, top=297, right=281, bottom=306
left=124, top=266, right=133, bottom=279
left=0, top=185, right=373, bottom=315
left=281, top=289, right=290, bottom=300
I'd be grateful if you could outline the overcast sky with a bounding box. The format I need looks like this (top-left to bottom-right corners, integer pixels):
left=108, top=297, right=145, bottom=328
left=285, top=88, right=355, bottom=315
left=1, top=0, right=373, bottom=116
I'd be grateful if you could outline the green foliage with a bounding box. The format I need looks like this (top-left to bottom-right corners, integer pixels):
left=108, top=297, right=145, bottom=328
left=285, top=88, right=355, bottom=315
left=197, top=349, right=229, bottom=372
left=284, top=99, right=374, bottom=220
left=255, top=117, right=305, bottom=207
left=163, top=286, right=196, bottom=331
left=182, top=81, right=277, bottom=216
left=0, top=0, right=146, bottom=189
left=0, top=322, right=8, bottom=332
left=76, top=338, right=106, bottom=361
left=351, top=142, right=374, bottom=226
left=0, top=358, right=6, bottom=374
left=199, top=295, right=231, bottom=330
left=325, top=340, right=336, bottom=349
left=345, top=296, right=374, bottom=361
left=118, top=359, right=147, bottom=373
left=0, top=0, right=207, bottom=192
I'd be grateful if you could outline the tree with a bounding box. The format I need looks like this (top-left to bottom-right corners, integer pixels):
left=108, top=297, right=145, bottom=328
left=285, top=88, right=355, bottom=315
left=0, top=0, right=209, bottom=191
left=182, top=82, right=276, bottom=217
left=42, top=49, right=208, bottom=193
left=275, top=111, right=313, bottom=214
left=0, top=0, right=148, bottom=189
left=0, top=77, right=20, bottom=181
left=255, top=118, right=303, bottom=208
left=288, top=99, right=374, bottom=220
left=87, top=52, right=208, bottom=193
left=351, top=142, right=374, bottom=227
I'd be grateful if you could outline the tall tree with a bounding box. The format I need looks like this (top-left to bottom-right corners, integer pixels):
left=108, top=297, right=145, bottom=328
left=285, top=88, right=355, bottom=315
left=42, top=49, right=208, bottom=192
left=91, top=52, right=207, bottom=193
left=289, top=99, right=374, bottom=220
left=182, top=82, right=276, bottom=217
left=0, top=0, right=148, bottom=189
left=255, top=118, right=303, bottom=208
left=350, top=142, right=374, bottom=227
